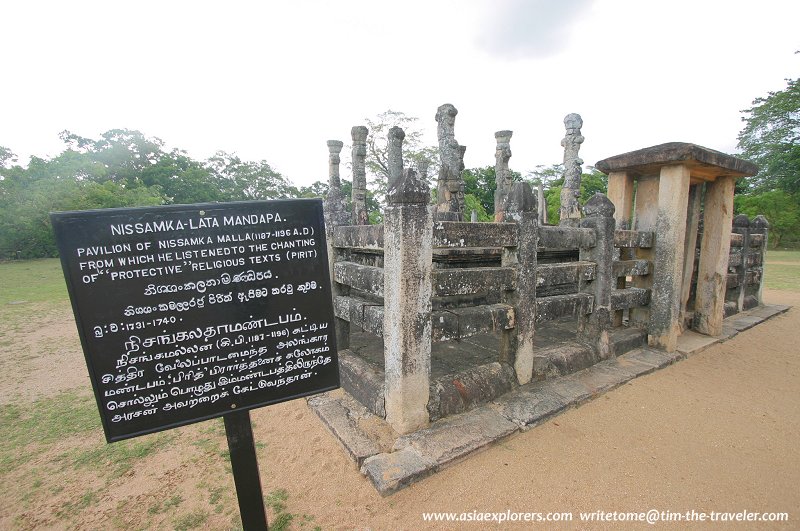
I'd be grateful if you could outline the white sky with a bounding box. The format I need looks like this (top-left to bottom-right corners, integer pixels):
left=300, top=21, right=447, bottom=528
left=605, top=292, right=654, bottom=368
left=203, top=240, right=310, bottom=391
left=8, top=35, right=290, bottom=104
left=2, top=0, right=798, bottom=187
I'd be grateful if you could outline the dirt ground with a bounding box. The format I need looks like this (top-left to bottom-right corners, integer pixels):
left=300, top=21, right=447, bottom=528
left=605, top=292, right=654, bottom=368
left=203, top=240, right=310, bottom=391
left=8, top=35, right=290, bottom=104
left=1, top=290, right=798, bottom=529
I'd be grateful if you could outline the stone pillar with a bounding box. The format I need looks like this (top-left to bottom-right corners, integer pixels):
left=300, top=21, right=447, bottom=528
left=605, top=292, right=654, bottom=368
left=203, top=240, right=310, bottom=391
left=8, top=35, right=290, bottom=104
left=323, top=140, right=351, bottom=350
left=351, top=126, right=369, bottom=226
left=387, top=126, right=405, bottom=190
left=559, top=113, right=584, bottom=227
left=630, top=176, right=660, bottom=327
left=694, top=176, right=735, bottom=336
left=327, top=140, right=344, bottom=190
left=607, top=170, right=635, bottom=326
left=751, top=215, right=769, bottom=306
left=648, top=164, right=691, bottom=351
left=537, top=183, right=548, bottom=225
left=730, top=214, right=750, bottom=313
left=679, top=184, right=702, bottom=329
left=417, top=159, right=429, bottom=183
left=434, top=103, right=464, bottom=221
left=501, top=182, right=537, bottom=384
left=579, top=193, right=615, bottom=359
left=383, top=168, right=433, bottom=434
left=493, top=130, right=513, bottom=221
left=607, top=171, right=634, bottom=229
left=455, top=145, right=467, bottom=219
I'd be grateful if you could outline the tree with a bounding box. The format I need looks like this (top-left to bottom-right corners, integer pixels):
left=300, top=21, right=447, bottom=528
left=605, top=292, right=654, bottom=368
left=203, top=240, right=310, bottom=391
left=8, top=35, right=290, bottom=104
left=735, top=190, right=800, bottom=248
left=204, top=151, right=294, bottom=201
left=363, top=110, right=439, bottom=203
left=524, top=165, right=608, bottom=224
left=0, top=130, right=295, bottom=259
left=461, top=165, right=523, bottom=220
left=0, top=176, right=163, bottom=258
left=58, top=129, right=167, bottom=187
left=737, top=74, right=800, bottom=194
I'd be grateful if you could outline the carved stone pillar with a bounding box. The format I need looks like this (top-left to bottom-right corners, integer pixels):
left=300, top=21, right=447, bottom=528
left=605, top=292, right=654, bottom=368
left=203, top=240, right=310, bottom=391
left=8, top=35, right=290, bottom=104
left=559, top=113, right=584, bottom=227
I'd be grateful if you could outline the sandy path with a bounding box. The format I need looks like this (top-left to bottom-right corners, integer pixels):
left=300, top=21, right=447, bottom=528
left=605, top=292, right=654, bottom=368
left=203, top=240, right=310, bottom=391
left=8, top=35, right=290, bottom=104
left=249, top=289, right=800, bottom=528
left=2, top=291, right=797, bottom=529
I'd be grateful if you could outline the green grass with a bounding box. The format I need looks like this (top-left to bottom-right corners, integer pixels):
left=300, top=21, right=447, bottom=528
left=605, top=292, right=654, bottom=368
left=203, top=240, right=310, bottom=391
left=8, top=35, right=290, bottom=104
left=56, top=489, right=99, bottom=518
left=0, top=391, right=100, bottom=472
left=148, top=495, right=183, bottom=515
left=62, top=432, right=175, bottom=478
left=766, top=249, right=800, bottom=262
left=0, top=258, right=68, bottom=305
left=173, top=510, right=209, bottom=531
left=764, top=250, right=800, bottom=291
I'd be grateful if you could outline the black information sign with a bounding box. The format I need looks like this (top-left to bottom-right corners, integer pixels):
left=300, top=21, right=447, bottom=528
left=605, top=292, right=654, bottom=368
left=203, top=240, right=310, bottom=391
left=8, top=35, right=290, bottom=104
left=52, top=199, right=339, bottom=442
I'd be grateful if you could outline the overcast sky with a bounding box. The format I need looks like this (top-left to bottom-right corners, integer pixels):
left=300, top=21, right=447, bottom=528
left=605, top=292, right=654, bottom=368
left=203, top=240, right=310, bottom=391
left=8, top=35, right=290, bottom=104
left=2, top=0, right=798, bottom=187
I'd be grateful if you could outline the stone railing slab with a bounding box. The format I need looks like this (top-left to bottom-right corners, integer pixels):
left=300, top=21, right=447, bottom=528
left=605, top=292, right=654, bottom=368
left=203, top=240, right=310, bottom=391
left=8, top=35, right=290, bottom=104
left=334, top=261, right=384, bottom=297
left=612, top=259, right=651, bottom=277
left=536, top=261, right=596, bottom=288
left=610, top=288, right=650, bottom=310
left=538, top=226, right=596, bottom=250
left=432, top=222, right=517, bottom=249
left=432, top=304, right=516, bottom=342
left=535, top=293, right=594, bottom=323
left=614, top=229, right=653, bottom=249
left=333, top=224, right=384, bottom=250
left=432, top=267, right=516, bottom=297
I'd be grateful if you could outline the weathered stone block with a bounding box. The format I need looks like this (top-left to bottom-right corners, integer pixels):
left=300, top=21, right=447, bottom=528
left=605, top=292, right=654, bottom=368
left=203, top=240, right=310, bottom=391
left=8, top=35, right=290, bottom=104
left=610, top=288, right=650, bottom=310
left=432, top=266, right=516, bottom=297
left=394, top=407, right=518, bottom=464
left=535, top=293, right=593, bottom=323
left=338, top=351, right=386, bottom=417
left=539, top=225, right=596, bottom=249
left=490, top=383, right=570, bottom=428
left=442, top=304, right=515, bottom=339
left=334, top=261, right=384, bottom=296
left=613, top=229, right=653, bottom=249
left=537, top=261, right=596, bottom=288
left=308, top=393, right=383, bottom=467
left=567, top=363, right=629, bottom=395
left=333, top=224, right=384, bottom=250
left=622, top=347, right=677, bottom=370
left=428, top=362, right=517, bottom=420
left=361, top=447, right=437, bottom=496
left=533, top=343, right=597, bottom=379
left=432, top=221, right=517, bottom=248
left=612, top=259, right=651, bottom=277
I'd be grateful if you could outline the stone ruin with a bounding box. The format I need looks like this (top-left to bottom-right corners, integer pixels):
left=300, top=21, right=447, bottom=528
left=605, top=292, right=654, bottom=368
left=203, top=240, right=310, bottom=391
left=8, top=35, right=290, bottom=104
left=312, top=104, right=772, bottom=493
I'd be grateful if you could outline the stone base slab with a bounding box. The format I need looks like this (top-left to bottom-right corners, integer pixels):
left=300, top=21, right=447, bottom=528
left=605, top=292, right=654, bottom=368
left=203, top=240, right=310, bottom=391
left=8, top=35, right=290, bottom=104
left=309, top=304, right=789, bottom=495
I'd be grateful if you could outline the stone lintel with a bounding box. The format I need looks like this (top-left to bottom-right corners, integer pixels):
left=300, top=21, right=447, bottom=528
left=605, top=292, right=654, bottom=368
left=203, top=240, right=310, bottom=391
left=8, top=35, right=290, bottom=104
left=595, top=142, right=758, bottom=181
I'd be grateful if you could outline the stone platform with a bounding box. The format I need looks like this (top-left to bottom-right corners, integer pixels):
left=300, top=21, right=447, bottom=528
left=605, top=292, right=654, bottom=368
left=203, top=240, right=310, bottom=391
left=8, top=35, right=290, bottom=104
left=340, top=318, right=647, bottom=421
left=308, top=304, right=789, bottom=495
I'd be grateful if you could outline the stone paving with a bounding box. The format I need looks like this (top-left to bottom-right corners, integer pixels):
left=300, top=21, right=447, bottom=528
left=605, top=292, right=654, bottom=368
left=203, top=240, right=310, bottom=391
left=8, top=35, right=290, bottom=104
left=308, top=304, right=790, bottom=495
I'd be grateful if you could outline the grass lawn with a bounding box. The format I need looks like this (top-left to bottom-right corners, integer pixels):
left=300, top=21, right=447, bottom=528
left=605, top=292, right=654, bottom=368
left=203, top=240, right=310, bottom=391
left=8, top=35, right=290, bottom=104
left=764, top=249, right=800, bottom=291
left=0, top=258, right=67, bottom=305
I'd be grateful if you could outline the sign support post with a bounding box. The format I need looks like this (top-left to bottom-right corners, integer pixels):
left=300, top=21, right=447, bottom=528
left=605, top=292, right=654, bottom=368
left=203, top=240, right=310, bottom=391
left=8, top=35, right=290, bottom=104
left=224, top=409, right=268, bottom=531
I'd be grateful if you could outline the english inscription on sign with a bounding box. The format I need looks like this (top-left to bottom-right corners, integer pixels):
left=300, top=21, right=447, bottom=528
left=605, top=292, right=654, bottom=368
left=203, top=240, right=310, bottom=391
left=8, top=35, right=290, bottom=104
left=51, top=199, right=338, bottom=442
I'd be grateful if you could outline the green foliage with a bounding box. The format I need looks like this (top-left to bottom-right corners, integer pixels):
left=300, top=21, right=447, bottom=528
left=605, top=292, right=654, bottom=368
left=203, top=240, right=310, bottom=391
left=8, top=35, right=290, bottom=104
left=363, top=110, right=439, bottom=203
left=735, top=190, right=800, bottom=248
left=295, top=180, right=329, bottom=198
left=0, top=174, right=164, bottom=258
left=463, top=194, right=492, bottom=221
left=0, top=129, right=296, bottom=259
left=525, top=165, right=608, bottom=224
left=737, top=74, right=800, bottom=194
